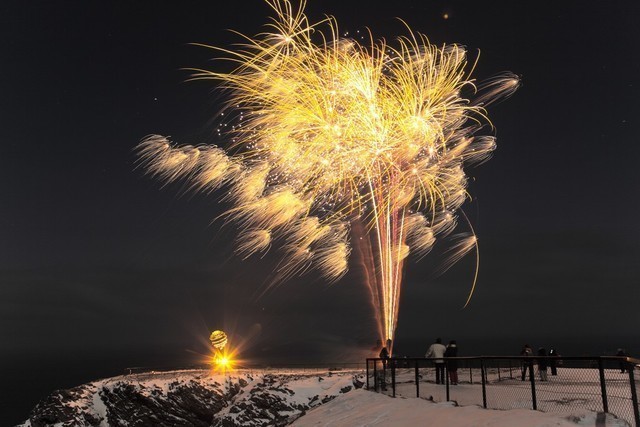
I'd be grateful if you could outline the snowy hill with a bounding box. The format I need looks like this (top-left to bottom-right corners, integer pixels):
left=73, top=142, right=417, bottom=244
left=19, top=369, right=363, bottom=427
left=19, top=368, right=632, bottom=427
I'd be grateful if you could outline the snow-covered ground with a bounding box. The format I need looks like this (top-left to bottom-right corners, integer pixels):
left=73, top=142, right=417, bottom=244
left=292, top=388, right=629, bottom=427
left=18, top=367, right=636, bottom=426
left=383, top=365, right=637, bottom=426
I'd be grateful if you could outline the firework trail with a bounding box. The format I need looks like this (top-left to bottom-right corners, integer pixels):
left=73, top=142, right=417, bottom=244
left=137, top=0, right=518, bottom=346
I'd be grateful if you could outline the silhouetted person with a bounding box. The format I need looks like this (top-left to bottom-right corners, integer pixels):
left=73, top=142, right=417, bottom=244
left=379, top=344, right=389, bottom=361
left=378, top=340, right=390, bottom=391
left=426, top=338, right=447, bottom=384
left=445, top=340, right=459, bottom=385
left=520, top=344, right=533, bottom=381
left=537, top=347, right=548, bottom=381
left=548, top=347, right=558, bottom=375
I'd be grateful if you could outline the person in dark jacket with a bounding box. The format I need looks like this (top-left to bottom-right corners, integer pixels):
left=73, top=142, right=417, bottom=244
left=537, top=347, right=548, bottom=381
left=617, top=348, right=627, bottom=373
left=520, top=344, right=533, bottom=381
left=378, top=340, right=390, bottom=390
left=379, top=344, right=389, bottom=361
left=445, top=340, right=459, bottom=385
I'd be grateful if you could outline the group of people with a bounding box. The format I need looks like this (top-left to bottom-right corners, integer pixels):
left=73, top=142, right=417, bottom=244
left=376, top=340, right=631, bottom=391
left=375, top=337, right=460, bottom=387
left=377, top=339, right=560, bottom=385
left=519, top=344, right=559, bottom=381
left=425, top=338, right=459, bottom=385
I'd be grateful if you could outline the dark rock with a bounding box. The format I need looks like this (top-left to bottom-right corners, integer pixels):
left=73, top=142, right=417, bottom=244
left=353, top=375, right=365, bottom=389
left=28, top=385, right=102, bottom=427
left=321, top=395, right=335, bottom=404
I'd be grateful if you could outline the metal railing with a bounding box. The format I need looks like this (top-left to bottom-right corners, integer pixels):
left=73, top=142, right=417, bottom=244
left=366, top=356, right=640, bottom=426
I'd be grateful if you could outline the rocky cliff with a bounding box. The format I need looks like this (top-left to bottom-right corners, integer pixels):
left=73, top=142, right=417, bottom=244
left=20, top=369, right=364, bottom=427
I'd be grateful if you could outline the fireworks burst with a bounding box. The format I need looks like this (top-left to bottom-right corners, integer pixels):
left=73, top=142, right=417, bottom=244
left=137, top=0, right=518, bottom=346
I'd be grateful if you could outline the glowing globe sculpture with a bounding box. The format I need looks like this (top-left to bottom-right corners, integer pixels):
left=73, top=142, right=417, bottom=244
left=209, top=330, right=228, bottom=350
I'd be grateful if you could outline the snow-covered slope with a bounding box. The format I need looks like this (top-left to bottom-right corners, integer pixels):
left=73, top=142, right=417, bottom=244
left=292, top=388, right=629, bottom=427
left=19, top=369, right=363, bottom=427
left=19, top=368, right=632, bottom=427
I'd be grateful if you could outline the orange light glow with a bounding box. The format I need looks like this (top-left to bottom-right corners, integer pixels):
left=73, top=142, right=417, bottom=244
left=211, top=346, right=237, bottom=372
left=215, top=356, right=232, bottom=369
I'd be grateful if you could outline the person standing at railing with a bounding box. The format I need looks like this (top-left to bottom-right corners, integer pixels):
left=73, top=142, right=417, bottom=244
left=445, top=340, right=459, bottom=385
left=379, top=342, right=389, bottom=362
left=520, top=344, right=533, bottom=381
left=549, top=347, right=559, bottom=375
left=537, top=347, right=548, bottom=381
left=425, top=338, right=447, bottom=384
left=377, top=340, right=390, bottom=391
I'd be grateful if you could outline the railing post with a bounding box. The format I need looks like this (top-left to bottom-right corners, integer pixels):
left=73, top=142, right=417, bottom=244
left=415, top=359, right=420, bottom=398
left=391, top=359, right=396, bottom=398
left=446, top=363, right=450, bottom=402
left=366, top=359, right=370, bottom=390
left=628, top=364, right=640, bottom=426
left=529, top=358, right=537, bottom=410
left=373, top=359, right=378, bottom=392
left=480, top=358, right=487, bottom=409
left=598, top=358, right=609, bottom=413
left=470, top=365, right=473, bottom=384
left=498, top=359, right=501, bottom=381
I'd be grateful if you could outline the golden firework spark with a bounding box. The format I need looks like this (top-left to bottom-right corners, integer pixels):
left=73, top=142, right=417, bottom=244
left=137, top=0, right=518, bottom=346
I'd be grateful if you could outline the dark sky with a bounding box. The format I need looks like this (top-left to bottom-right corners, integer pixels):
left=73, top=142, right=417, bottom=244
left=2, top=0, right=639, bottom=423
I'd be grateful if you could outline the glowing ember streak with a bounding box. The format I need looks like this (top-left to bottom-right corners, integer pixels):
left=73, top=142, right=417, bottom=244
left=137, top=0, right=518, bottom=347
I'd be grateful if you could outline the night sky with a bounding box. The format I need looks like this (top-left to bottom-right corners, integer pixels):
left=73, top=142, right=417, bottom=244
left=2, top=0, right=639, bottom=424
